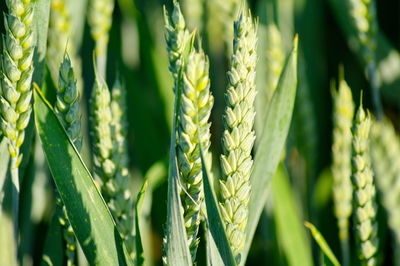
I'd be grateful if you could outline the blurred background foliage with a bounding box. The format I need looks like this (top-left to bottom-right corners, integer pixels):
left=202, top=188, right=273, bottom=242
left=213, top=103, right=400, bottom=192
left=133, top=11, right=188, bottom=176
left=1, top=0, right=400, bottom=265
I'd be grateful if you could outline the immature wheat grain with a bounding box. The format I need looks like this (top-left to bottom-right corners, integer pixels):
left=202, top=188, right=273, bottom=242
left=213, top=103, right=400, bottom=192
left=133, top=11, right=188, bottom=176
left=54, top=54, right=82, bottom=266
left=370, top=121, right=400, bottom=266
left=177, top=49, right=214, bottom=260
left=47, top=0, right=83, bottom=93
left=331, top=76, right=355, bottom=266
left=219, top=10, right=257, bottom=262
left=351, top=103, right=378, bottom=265
left=0, top=0, right=35, bottom=239
left=88, top=0, right=115, bottom=76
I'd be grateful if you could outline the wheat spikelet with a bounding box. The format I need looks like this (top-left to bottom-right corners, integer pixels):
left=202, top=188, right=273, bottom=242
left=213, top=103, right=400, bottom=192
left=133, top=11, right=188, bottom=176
left=109, top=77, right=135, bottom=259
left=53, top=54, right=82, bottom=265
left=331, top=76, right=355, bottom=265
left=90, top=71, right=135, bottom=259
left=219, top=10, right=257, bottom=262
left=351, top=103, right=378, bottom=265
left=0, top=0, right=35, bottom=239
left=177, top=48, right=213, bottom=260
left=88, top=0, right=115, bottom=75
left=370, top=120, right=400, bottom=265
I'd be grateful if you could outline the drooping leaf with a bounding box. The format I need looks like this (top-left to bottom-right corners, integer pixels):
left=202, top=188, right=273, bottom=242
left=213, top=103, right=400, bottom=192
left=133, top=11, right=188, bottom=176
left=273, top=164, right=313, bottom=266
left=305, top=222, right=340, bottom=266
left=33, top=86, right=133, bottom=266
left=33, top=0, right=50, bottom=85
left=241, top=36, right=298, bottom=264
left=135, top=181, right=148, bottom=266
left=200, top=148, right=237, bottom=266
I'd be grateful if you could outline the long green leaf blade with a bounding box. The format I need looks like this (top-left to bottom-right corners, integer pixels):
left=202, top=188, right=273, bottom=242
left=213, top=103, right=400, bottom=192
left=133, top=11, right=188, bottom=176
left=273, top=165, right=313, bottom=266
left=305, top=222, right=340, bottom=266
left=241, top=36, right=298, bottom=264
left=33, top=87, right=133, bottom=266
left=200, top=148, right=236, bottom=266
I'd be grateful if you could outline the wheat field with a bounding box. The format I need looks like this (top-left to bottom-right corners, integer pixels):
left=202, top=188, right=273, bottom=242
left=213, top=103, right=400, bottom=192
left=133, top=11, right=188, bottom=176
left=0, top=0, right=400, bottom=265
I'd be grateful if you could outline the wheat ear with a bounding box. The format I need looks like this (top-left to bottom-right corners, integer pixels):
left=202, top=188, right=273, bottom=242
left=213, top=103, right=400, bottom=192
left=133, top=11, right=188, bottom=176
left=88, top=0, right=115, bottom=76
left=331, top=76, right=355, bottom=266
left=351, top=103, right=379, bottom=265
left=54, top=53, right=82, bottom=266
left=219, top=10, right=257, bottom=263
left=0, top=0, right=35, bottom=240
left=370, top=120, right=400, bottom=266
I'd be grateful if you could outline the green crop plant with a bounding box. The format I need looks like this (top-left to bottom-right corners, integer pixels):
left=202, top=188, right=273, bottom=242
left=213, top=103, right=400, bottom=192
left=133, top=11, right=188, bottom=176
left=2, top=0, right=400, bottom=266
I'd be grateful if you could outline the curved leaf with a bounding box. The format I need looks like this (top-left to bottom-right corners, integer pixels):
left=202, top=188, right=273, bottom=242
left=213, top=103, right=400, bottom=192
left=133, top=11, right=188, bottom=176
left=33, top=86, right=133, bottom=266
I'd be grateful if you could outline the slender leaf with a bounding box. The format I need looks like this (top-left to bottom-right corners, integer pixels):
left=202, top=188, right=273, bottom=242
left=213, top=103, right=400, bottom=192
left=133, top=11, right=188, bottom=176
left=273, top=164, right=313, bottom=266
left=164, top=99, right=192, bottom=265
left=305, top=222, right=340, bottom=266
left=241, top=36, right=298, bottom=264
left=200, top=148, right=236, bottom=266
left=135, top=181, right=148, bottom=266
left=33, top=86, right=133, bottom=266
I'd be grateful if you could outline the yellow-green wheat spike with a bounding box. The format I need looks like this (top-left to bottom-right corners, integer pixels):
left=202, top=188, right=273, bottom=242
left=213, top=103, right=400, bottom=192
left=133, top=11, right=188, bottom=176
left=88, top=0, right=115, bottom=76
left=109, top=77, right=135, bottom=260
left=219, top=10, right=257, bottom=263
left=47, top=0, right=83, bottom=93
left=177, top=48, right=214, bottom=260
left=90, top=72, right=135, bottom=260
left=351, top=103, right=379, bottom=265
left=0, top=0, right=35, bottom=240
left=370, top=120, right=400, bottom=266
left=331, top=77, right=355, bottom=266
left=164, top=1, right=191, bottom=89
left=54, top=53, right=82, bottom=266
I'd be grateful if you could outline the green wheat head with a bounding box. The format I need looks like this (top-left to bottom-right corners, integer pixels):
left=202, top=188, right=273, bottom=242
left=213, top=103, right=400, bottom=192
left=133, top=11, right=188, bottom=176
left=0, top=0, right=35, bottom=165
left=351, top=103, right=379, bottom=265
left=90, top=72, right=135, bottom=259
left=347, top=0, right=378, bottom=64
left=177, top=48, right=214, bottom=260
left=332, top=77, right=355, bottom=242
left=370, top=120, right=400, bottom=264
left=219, top=10, right=257, bottom=262
left=54, top=53, right=82, bottom=266
left=88, top=0, right=115, bottom=58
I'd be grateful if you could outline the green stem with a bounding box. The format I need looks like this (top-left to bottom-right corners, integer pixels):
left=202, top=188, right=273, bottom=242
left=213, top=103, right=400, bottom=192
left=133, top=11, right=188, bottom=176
left=96, top=54, right=107, bottom=79
left=367, top=61, right=383, bottom=120
left=340, top=236, right=350, bottom=266
left=10, top=155, right=19, bottom=246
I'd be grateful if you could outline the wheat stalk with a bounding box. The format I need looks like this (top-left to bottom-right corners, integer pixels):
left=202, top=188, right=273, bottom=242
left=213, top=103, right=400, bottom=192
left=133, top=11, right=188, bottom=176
left=0, top=0, right=35, bottom=240
left=370, top=120, right=400, bottom=265
left=47, top=0, right=83, bottom=93
left=88, top=0, right=115, bottom=76
left=219, top=10, right=257, bottom=263
left=351, top=103, right=378, bottom=265
left=331, top=75, right=355, bottom=266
